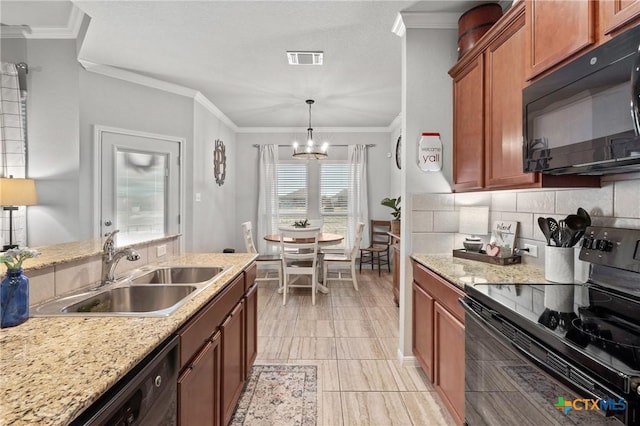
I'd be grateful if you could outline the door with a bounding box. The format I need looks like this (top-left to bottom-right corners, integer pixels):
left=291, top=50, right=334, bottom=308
left=97, top=127, right=181, bottom=245
left=221, top=301, right=245, bottom=426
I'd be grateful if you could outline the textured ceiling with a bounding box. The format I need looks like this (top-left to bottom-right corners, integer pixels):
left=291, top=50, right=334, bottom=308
left=3, top=1, right=504, bottom=128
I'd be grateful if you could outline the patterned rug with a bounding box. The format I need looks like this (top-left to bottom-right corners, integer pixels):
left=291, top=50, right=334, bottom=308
left=230, top=364, right=318, bottom=426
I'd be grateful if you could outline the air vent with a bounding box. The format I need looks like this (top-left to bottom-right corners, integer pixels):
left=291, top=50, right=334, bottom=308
left=287, top=51, right=323, bottom=65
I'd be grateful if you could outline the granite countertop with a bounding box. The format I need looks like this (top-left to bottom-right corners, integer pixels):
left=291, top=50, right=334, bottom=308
left=0, top=252, right=257, bottom=426
left=410, top=253, right=548, bottom=289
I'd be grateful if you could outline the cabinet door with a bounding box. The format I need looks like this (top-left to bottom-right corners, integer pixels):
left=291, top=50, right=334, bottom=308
left=244, top=283, right=258, bottom=378
left=452, top=54, right=484, bottom=191
left=221, top=301, right=245, bottom=426
left=178, top=331, right=221, bottom=426
left=484, top=14, right=535, bottom=188
left=392, top=244, right=400, bottom=307
left=600, top=0, right=640, bottom=36
left=434, top=302, right=465, bottom=426
left=526, top=0, right=595, bottom=79
left=412, top=282, right=435, bottom=381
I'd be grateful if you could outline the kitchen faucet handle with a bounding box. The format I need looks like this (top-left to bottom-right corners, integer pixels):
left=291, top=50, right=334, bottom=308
left=103, top=229, right=120, bottom=253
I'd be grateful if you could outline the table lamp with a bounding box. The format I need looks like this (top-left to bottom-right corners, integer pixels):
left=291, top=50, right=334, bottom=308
left=459, top=206, right=489, bottom=252
left=0, top=177, right=38, bottom=251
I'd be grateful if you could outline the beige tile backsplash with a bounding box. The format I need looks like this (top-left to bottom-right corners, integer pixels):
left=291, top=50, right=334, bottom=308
left=411, top=178, right=640, bottom=268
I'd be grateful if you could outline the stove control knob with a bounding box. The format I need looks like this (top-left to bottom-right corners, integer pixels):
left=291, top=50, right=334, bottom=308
left=595, top=239, right=613, bottom=252
left=582, top=237, right=595, bottom=249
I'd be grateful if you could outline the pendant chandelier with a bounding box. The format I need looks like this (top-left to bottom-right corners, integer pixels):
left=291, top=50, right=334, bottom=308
left=292, top=99, right=328, bottom=159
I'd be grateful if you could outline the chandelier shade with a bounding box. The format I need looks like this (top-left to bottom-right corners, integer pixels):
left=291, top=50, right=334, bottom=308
left=292, top=99, right=328, bottom=159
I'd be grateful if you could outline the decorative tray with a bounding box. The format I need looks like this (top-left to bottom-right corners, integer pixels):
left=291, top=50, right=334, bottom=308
left=452, top=249, right=521, bottom=265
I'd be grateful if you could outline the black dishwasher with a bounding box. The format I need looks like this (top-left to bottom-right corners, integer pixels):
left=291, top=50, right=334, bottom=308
left=71, top=335, right=179, bottom=426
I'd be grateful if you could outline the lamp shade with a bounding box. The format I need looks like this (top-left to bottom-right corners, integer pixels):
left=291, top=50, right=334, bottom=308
left=459, top=206, right=489, bottom=236
left=0, top=178, right=38, bottom=206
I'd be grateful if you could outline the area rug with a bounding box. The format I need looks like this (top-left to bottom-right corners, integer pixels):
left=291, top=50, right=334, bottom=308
left=230, top=364, right=318, bottom=426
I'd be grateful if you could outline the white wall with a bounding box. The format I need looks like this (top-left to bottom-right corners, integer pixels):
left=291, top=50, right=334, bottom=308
left=399, top=27, right=458, bottom=360
left=234, top=131, right=393, bottom=251
left=192, top=101, right=237, bottom=252
left=2, top=38, right=81, bottom=247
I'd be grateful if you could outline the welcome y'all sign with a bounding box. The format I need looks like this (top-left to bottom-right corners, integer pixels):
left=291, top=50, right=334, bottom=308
left=418, top=132, right=443, bottom=172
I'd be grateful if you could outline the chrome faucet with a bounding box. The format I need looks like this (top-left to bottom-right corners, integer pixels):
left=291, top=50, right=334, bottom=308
left=101, top=230, right=140, bottom=286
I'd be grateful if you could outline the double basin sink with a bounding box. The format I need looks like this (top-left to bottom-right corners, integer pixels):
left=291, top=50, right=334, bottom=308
left=32, top=265, right=231, bottom=317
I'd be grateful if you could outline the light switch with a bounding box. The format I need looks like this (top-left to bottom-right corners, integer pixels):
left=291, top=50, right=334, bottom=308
left=195, top=193, right=201, bottom=202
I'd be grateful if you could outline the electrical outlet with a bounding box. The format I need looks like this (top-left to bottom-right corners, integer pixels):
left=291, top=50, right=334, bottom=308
left=524, top=243, right=538, bottom=257
left=156, top=244, right=167, bottom=257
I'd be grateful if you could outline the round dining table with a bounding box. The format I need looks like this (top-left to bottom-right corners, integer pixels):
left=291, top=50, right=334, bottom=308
left=263, top=232, right=344, bottom=293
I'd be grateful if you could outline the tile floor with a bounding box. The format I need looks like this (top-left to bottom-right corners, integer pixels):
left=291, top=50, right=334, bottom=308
left=254, top=268, right=456, bottom=426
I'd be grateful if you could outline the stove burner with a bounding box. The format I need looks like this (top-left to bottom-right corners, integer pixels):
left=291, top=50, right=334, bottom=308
left=537, top=308, right=577, bottom=331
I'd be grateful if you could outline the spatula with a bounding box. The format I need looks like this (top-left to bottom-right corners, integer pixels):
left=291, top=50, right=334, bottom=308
left=538, top=217, right=552, bottom=246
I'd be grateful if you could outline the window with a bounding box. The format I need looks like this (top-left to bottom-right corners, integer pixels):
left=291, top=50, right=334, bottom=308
left=277, top=163, right=307, bottom=226
left=320, top=163, right=349, bottom=238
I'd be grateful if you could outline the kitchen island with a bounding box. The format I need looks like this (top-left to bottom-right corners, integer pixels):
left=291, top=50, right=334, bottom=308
left=0, top=252, right=256, bottom=426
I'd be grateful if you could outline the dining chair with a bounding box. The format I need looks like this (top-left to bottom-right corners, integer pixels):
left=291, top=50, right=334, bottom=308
left=241, top=221, right=282, bottom=289
left=323, top=222, right=365, bottom=290
left=279, top=228, right=320, bottom=305
left=359, top=219, right=392, bottom=276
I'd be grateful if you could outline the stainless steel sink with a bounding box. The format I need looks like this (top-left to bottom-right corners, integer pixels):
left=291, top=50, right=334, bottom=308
left=130, top=266, right=225, bottom=285
left=32, top=264, right=231, bottom=317
left=62, top=285, right=197, bottom=313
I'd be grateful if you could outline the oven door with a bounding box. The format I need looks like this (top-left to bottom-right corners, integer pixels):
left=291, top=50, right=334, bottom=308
left=461, top=297, right=625, bottom=425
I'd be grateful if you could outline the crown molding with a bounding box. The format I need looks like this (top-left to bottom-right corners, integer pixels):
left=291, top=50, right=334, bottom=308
left=193, top=93, right=238, bottom=132
left=237, top=126, right=392, bottom=134
left=393, top=11, right=459, bottom=36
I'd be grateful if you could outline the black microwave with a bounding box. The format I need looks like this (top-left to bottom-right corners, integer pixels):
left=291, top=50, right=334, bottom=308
left=523, top=25, right=640, bottom=175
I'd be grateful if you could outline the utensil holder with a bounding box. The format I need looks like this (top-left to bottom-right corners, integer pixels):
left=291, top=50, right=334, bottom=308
left=545, top=246, right=574, bottom=283
left=574, top=246, right=589, bottom=283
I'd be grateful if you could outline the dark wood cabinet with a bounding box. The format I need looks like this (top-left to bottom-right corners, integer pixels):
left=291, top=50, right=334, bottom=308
left=412, top=282, right=434, bottom=379
left=600, top=0, right=640, bottom=37
left=412, top=260, right=465, bottom=426
left=178, top=332, right=221, bottom=426
left=244, top=283, right=258, bottom=378
left=434, top=302, right=465, bottom=425
left=452, top=54, right=484, bottom=192
left=525, top=0, right=595, bottom=80
left=221, top=301, right=245, bottom=426
left=176, top=263, right=256, bottom=426
left=390, top=233, right=400, bottom=306
left=450, top=1, right=600, bottom=192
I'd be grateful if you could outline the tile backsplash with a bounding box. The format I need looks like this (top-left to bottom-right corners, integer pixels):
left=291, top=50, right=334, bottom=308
left=411, top=177, right=640, bottom=268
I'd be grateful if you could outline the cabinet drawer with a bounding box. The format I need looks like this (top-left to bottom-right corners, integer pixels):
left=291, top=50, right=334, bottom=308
left=179, top=273, right=244, bottom=368
left=244, top=262, right=257, bottom=292
left=412, top=262, right=465, bottom=323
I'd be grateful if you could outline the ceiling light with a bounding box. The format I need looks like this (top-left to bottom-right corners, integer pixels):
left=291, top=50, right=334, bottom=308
left=287, top=51, right=323, bottom=65
left=293, top=99, right=328, bottom=160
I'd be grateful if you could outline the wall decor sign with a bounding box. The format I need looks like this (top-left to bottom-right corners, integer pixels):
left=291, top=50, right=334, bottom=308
left=487, top=220, right=518, bottom=257
left=418, top=132, right=443, bottom=172
left=214, top=139, right=226, bottom=186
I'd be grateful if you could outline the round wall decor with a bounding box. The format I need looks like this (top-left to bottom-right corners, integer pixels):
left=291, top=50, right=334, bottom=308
left=395, top=135, right=402, bottom=170
left=214, top=139, right=226, bottom=186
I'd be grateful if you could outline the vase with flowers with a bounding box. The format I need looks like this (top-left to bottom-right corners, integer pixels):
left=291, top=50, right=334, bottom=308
left=0, top=248, right=40, bottom=328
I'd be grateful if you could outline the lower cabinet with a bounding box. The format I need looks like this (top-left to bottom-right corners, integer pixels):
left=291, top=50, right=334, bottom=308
left=176, top=262, right=257, bottom=426
left=221, top=301, right=245, bottom=426
left=412, top=260, right=465, bottom=426
left=178, top=332, right=221, bottom=426
left=390, top=234, right=400, bottom=306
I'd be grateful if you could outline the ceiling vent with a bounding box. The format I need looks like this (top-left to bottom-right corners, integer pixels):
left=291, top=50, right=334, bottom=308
left=287, top=51, right=323, bottom=65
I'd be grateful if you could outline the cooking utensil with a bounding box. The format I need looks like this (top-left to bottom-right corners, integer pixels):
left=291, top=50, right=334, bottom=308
left=538, top=217, right=552, bottom=246
left=547, top=217, right=561, bottom=246
left=558, top=219, right=573, bottom=247
left=565, top=214, right=589, bottom=247
left=577, top=207, right=591, bottom=226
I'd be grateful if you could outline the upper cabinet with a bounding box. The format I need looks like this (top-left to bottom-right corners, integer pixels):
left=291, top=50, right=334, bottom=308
left=449, top=1, right=600, bottom=192
left=526, top=0, right=595, bottom=80
left=600, top=0, right=640, bottom=38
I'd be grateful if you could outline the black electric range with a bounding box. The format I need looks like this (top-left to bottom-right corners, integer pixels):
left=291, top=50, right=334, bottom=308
left=463, top=226, right=640, bottom=425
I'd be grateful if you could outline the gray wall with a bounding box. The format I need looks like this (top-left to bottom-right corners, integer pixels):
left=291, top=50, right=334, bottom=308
left=234, top=131, right=393, bottom=251
left=192, top=101, right=237, bottom=252
left=2, top=38, right=81, bottom=247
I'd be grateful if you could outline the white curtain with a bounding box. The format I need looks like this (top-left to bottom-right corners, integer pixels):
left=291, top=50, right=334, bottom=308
left=0, top=62, right=28, bottom=247
left=257, top=145, right=279, bottom=253
left=347, top=145, right=368, bottom=250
